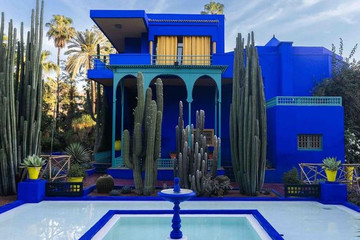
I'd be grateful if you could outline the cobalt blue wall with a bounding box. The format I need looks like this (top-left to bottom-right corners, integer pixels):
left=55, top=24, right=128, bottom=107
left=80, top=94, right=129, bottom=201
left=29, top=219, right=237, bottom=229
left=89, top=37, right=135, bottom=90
left=147, top=14, right=225, bottom=54
left=266, top=105, right=345, bottom=183
left=124, top=38, right=142, bottom=53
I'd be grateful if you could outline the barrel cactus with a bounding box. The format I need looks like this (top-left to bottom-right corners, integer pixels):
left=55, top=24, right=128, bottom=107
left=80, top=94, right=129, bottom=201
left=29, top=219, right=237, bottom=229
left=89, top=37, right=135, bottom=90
left=96, top=174, right=114, bottom=193
left=122, top=73, right=163, bottom=195
left=230, top=32, right=267, bottom=196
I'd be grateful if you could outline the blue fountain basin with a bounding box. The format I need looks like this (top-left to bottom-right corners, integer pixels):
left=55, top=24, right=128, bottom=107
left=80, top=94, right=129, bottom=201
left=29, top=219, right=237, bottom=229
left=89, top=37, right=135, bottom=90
left=158, top=189, right=196, bottom=203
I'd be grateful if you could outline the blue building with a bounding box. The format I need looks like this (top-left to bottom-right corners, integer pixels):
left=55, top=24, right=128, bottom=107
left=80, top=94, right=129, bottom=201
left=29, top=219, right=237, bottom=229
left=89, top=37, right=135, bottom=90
left=88, top=10, right=344, bottom=183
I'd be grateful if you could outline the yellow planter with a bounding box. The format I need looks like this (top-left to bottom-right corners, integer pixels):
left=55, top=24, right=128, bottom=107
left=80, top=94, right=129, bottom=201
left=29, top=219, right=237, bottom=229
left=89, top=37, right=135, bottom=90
left=67, top=177, right=84, bottom=183
left=115, top=140, right=121, bottom=151
left=325, top=169, right=337, bottom=182
left=346, top=166, right=354, bottom=184
left=27, top=167, right=41, bottom=180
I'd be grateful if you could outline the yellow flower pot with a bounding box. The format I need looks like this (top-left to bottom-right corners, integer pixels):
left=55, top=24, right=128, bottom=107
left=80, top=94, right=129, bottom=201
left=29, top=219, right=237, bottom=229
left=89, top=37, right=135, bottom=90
left=346, top=166, right=354, bottom=184
left=115, top=140, right=121, bottom=151
left=67, top=177, right=84, bottom=183
left=27, top=167, right=41, bottom=180
left=325, top=169, right=337, bottom=182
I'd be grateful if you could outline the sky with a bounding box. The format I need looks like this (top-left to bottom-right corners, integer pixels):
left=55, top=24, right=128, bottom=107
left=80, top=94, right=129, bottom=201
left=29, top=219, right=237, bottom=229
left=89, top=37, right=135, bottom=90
left=1, top=0, right=360, bottom=63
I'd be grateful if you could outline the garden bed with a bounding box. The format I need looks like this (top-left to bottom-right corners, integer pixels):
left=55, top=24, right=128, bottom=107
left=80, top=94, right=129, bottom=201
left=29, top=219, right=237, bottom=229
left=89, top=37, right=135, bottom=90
left=0, top=195, right=17, bottom=207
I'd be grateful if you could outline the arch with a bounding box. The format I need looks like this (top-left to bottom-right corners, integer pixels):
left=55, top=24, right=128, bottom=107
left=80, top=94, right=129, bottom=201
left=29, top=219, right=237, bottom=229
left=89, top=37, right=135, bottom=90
left=149, top=74, right=188, bottom=158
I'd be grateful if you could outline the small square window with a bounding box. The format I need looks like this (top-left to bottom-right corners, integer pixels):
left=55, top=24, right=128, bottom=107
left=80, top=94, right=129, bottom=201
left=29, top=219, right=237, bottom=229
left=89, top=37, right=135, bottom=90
left=297, top=134, right=322, bottom=150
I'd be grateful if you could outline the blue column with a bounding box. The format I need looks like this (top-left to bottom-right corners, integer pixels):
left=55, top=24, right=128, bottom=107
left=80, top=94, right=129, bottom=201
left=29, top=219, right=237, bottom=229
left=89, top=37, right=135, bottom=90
left=214, top=89, right=218, bottom=136
left=218, top=99, right=221, bottom=169
left=187, top=100, right=192, bottom=145
left=120, top=80, right=124, bottom=162
left=112, top=79, right=118, bottom=168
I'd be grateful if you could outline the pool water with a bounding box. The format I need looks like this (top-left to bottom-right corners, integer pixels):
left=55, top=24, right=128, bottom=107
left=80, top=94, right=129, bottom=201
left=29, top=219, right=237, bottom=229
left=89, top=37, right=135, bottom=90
left=99, top=215, right=265, bottom=240
left=0, top=201, right=359, bottom=240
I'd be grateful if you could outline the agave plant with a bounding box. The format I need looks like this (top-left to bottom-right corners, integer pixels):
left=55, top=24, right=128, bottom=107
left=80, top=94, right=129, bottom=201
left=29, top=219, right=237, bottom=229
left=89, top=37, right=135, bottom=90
left=322, top=157, right=341, bottom=171
left=20, top=155, right=46, bottom=168
left=65, top=143, right=91, bottom=166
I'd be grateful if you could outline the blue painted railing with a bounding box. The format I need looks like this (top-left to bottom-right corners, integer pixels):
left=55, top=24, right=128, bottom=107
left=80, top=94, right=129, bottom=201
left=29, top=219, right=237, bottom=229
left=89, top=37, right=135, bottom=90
left=266, top=96, right=342, bottom=108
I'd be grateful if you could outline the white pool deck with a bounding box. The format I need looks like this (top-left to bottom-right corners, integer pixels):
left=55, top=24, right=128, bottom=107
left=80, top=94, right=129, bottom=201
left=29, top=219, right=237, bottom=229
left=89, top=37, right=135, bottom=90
left=0, top=200, right=359, bottom=240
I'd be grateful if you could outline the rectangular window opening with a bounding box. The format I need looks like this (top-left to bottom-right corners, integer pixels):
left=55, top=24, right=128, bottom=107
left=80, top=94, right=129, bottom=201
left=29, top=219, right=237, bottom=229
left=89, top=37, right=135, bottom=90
left=297, top=134, right=322, bottom=150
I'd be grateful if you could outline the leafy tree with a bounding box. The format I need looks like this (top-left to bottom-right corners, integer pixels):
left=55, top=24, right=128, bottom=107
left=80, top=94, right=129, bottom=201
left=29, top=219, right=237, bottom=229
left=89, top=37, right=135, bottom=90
left=65, top=26, right=113, bottom=117
left=201, top=1, right=224, bottom=14
left=313, top=40, right=360, bottom=162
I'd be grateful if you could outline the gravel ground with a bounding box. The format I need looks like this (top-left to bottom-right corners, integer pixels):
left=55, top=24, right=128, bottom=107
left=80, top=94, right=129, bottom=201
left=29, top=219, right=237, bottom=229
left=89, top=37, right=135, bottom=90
left=0, top=195, right=17, bottom=207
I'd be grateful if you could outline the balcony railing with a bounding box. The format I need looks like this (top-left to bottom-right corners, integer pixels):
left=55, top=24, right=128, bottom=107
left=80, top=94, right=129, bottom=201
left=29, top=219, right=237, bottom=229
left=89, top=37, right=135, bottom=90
left=266, top=96, right=342, bottom=108
left=91, top=54, right=214, bottom=69
left=151, top=55, right=212, bottom=66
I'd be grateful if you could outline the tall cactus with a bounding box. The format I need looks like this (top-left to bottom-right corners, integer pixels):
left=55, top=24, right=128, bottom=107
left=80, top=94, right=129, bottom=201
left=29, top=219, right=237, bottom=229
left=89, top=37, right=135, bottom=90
left=122, top=73, right=163, bottom=195
left=230, top=32, right=267, bottom=196
left=175, top=101, right=220, bottom=195
left=0, top=0, right=44, bottom=195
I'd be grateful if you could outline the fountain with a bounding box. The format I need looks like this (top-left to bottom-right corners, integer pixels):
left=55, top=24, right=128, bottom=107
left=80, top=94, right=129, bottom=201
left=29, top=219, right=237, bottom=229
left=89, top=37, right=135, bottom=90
left=158, top=177, right=195, bottom=240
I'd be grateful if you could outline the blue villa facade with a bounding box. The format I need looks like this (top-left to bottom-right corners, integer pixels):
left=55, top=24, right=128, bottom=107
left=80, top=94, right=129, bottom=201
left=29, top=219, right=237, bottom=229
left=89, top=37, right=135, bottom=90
left=88, top=10, right=344, bottom=183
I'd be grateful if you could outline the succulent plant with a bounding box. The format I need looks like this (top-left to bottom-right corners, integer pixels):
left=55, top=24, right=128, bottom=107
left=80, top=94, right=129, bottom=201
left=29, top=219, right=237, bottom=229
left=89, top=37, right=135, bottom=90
left=96, top=174, right=114, bottom=193
left=67, top=164, right=86, bottom=178
left=109, top=189, right=120, bottom=196
left=65, top=143, right=91, bottom=166
left=121, top=185, right=132, bottom=194
left=20, top=155, right=46, bottom=168
left=322, top=157, right=341, bottom=171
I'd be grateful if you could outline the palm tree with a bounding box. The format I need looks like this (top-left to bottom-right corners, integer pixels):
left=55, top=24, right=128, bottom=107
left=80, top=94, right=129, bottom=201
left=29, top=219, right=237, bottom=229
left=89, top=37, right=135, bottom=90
left=45, top=15, right=75, bottom=119
left=41, top=50, right=59, bottom=75
left=65, top=26, right=113, bottom=116
left=46, top=15, right=75, bottom=153
left=201, top=1, right=224, bottom=15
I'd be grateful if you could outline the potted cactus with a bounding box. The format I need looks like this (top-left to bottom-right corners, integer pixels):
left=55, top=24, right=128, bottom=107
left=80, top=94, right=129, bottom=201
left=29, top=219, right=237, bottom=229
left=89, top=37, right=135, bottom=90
left=322, top=157, right=341, bottom=182
left=20, top=155, right=46, bottom=180
left=67, top=164, right=86, bottom=183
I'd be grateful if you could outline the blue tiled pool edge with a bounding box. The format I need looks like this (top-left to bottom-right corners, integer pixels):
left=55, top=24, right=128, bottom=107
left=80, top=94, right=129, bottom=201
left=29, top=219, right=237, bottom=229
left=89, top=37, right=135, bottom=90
left=0, top=200, right=24, bottom=214
left=79, top=209, right=285, bottom=240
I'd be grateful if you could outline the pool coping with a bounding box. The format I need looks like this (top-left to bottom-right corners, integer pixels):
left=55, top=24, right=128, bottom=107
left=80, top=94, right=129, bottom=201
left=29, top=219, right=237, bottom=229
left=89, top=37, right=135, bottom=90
left=79, top=209, right=284, bottom=240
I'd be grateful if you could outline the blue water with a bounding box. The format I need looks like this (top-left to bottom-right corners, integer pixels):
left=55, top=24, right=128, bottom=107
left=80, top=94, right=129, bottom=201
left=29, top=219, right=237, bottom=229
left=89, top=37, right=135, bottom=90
left=103, top=216, right=262, bottom=240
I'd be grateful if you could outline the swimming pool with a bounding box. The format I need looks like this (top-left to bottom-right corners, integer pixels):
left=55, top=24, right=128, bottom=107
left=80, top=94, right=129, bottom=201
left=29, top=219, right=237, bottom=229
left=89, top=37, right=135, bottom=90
left=0, top=200, right=359, bottom=239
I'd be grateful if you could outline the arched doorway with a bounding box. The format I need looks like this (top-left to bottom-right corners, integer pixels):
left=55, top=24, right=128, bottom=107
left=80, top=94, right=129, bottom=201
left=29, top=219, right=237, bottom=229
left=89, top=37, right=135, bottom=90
left=149, top=75, right=187, bottom=159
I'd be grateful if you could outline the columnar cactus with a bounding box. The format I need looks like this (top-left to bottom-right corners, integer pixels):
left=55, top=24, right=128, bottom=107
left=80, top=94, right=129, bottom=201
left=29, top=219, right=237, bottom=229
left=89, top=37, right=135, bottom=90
left=230, top=32, right=267, bottom=196
left=122, top=73, right=163, bottom=195
left=175, top=102, right=220, bottom=195
left=0, top=0, right=44, bottom=195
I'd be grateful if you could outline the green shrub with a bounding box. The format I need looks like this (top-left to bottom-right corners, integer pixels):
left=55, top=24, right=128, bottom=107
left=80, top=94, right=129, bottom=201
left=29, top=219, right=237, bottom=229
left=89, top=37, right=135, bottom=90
left=109, top=189, right=120, bottom=196
left=283, top=167, right=301, bottom=184
left=96, top=175, right=114, bottom=193
left=67, top=164, right=86, bottom=178
left=121, top=185, right=132, bottom=194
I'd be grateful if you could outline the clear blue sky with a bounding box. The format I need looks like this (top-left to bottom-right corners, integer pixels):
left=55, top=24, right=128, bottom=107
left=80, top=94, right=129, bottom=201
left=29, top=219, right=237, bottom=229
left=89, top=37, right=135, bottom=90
left=1, top=0, right=359, bottom=62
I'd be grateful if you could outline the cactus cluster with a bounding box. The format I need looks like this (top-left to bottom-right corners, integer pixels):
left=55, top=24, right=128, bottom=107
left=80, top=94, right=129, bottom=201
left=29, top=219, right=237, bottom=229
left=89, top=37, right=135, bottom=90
left=175, top=101, right=220, bottom=195
left=96, top=174, right=115, bottom=193
left=123, top=73, right=163, bottom=195
left=0, top=0, right=44, bottom=195
left=230, top=32, right=267, bottom=196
